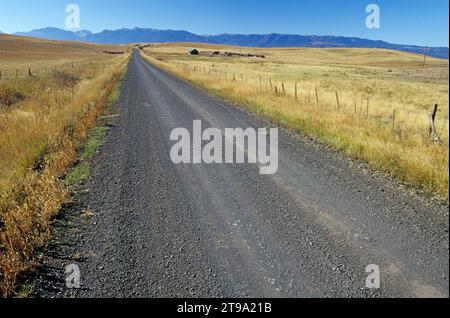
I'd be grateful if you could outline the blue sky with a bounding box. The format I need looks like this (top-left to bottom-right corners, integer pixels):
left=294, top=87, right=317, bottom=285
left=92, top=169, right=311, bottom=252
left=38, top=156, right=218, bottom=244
left=0, top=0, right=448, bottom=46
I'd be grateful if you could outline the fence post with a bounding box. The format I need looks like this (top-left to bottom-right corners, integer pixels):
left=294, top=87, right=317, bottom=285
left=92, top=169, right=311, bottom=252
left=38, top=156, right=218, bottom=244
left=429, top=104, right=440, bottom=143
left=28, top=68, right=32, bottom=76
left=295, top=82, right=298, bottom=101
left=269, top=78, right=273, bottom=92
left=281, top=83, right=285, bottom=95
left=392, top=109, right=396, bottom=127
left=335, top=90, right=341, bottom=110
left=366, top=98, right=370, bottom=117
left=315, top=87, right=319, bottom=107
left=16, top=69, right=19, bottom=78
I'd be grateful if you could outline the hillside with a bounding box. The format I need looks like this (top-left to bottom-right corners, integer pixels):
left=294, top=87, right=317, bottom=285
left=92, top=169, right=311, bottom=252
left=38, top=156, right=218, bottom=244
left=12, top=27, right=449, bottom=59
left=0, top=34, right=119, bottom=71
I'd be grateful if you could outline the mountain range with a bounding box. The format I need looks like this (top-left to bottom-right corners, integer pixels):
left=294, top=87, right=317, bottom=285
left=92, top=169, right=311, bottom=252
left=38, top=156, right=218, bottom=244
left=11, top=27, right=449, bottom=59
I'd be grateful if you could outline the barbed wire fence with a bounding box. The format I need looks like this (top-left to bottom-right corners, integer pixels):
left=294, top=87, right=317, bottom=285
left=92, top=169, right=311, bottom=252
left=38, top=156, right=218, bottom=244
left=0, top=57, right=110, bottom=81
left=171, top=60, right=449, bottom=144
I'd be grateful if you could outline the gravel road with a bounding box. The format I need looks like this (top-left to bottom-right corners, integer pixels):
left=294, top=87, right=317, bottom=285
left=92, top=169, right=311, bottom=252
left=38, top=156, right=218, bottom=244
left=38, top=51, right=449, bottom=298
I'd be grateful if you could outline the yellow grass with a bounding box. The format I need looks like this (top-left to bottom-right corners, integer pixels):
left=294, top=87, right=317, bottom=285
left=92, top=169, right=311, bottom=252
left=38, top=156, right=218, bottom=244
left=0, top=35, right=131, bottom=296
left=141, top=43, right=449, bottom=199
left=0, top=34, right=121, bottom=78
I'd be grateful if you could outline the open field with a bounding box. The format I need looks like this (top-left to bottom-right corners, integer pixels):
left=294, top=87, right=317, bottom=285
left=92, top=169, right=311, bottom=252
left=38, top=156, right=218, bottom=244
left=0, top=35, right=123, bottom=79
left=0, top=34, right=130, bottom=296
left=141, top=43, right=449, bottom=199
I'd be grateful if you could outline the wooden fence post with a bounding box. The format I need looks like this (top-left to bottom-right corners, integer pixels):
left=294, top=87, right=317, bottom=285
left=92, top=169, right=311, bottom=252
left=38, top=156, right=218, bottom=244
left=295, top=82, right=298, bottom=101
left=335, top=90, right=341, bottom=110
left=16, top=69, right=19, bottom=78
left=392, top=109, right=396, bottom=127
left=281, top=83, right=285, bottom=95
left=354, top=100, right=357, bottom=114
left=366, top=98, right=370, bottom=117
left=269, top=78, right=273, bottom=92
left=429, top=104, right=440, bottom=143
left=315, top=87, right=319, bottom=107
left=28, top=68, right=32, bottom=76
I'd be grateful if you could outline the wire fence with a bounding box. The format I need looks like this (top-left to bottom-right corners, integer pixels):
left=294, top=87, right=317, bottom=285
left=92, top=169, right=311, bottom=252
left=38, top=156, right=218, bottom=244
left=169, top=60, right=449, bottom=144
left=0, top=57, right=110, bottom=81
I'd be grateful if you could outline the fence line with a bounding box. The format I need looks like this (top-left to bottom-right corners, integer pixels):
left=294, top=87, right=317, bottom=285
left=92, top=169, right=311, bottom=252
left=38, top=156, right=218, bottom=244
left=0, top=57, right=109, bottom=81
left=168, top=61, right=448, bottom=142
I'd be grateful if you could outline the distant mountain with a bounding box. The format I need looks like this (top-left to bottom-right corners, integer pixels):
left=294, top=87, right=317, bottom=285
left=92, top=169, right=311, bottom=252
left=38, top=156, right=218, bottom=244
left=14, top=27, right=92, bottom=42
left=206, top=34, right=448, bottom=59
left=13, top=27, right=449, bottom=59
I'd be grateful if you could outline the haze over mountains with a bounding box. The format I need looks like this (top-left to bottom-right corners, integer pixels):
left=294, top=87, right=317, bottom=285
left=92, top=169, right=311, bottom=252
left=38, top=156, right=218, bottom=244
left=12, top=27, right=449, bottom=59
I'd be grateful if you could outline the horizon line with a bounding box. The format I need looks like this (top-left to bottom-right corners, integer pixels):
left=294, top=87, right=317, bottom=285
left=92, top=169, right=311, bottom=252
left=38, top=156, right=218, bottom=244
left=6, top=26, right=449, bottom=49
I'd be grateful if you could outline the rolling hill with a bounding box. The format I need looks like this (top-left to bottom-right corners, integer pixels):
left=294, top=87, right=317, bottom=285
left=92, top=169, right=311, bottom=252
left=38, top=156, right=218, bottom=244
left=13, top=27, right=449, bottom=59
left=0, top=34, right=120, bottom=71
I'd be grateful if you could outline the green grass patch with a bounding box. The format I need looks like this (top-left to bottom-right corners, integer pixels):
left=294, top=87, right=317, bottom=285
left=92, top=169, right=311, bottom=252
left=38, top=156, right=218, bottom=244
left=108, top=77, right=123, bottom=104
left=15, top=282, right=37, bottom=298
left=65, top=125, right=108, bottom=186
left=99, top=114, right=120, bottom=121
left=80, top=126, right=109, bottom=161
left=65, top=162, right=89, bottom=186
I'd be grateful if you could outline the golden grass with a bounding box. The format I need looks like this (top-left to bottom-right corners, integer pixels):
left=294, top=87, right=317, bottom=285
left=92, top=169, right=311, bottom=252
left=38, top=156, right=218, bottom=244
left=141, top=44, right=449, bottom=199
left=0, top=35, right=130, bottom=297
left=0, top=34, right=121, bottom=78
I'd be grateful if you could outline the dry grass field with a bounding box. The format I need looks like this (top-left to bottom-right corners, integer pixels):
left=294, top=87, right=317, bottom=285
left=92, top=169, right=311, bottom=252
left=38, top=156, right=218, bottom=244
left=0, top=34, right=130, bottom=296
left=142, top=43, right=449, bottom=199
left=0, top=34, right=122, bottom=78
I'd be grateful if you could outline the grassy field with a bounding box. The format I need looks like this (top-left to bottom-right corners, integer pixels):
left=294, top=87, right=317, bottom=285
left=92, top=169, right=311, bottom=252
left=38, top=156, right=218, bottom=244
left=0, top=34, right=130, bottom=296
left=0, top=35, right=122, bottom=78
left=142, top=43, right=449, bottom=199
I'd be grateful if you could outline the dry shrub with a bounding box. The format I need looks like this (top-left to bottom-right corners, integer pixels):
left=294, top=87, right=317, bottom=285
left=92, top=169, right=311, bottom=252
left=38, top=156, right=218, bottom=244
left=0, top=87, right=25, bottom=108
left=0, top=170, right=67, bottom=295
left=52, top=71, right=80, bottom=88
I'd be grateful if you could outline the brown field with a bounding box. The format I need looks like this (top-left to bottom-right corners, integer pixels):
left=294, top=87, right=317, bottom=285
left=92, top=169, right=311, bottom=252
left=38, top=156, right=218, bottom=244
left=0, top=34, right=131, bottom=296
left=141, top=43, right=449, bottom=199
left=0, top=34, right=123, bottom=78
